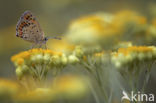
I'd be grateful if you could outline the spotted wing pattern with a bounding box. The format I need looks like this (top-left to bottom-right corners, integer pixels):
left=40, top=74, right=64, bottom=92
left=16, top=11, right=44, bottom=43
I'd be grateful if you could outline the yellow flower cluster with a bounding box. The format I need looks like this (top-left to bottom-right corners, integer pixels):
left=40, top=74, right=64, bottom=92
left=51, top=75, right=88, bottom=99
left=11, top=49, right=62, bottom=79
left=114, top=10, right=147, bottom=26
left=14, top=75, right=88, bottom=102
left=11, top=48, right=84, bottom=79
left=65, top=13, right=117, bottom=45
left=65, top=10, right=147, bottom=48
left=114, top=10, right=147, bottom=41
left=15, top=88, right=52, bottom=102
left=0, top=79, right=21, bottom=101
left=11, top=48, right=62, bottom=65
left=111, top=46, right=156, bottom=68
left=147, top=18, right=156, bottom=39
left=92, top=51, right=107, bottom=63
left=8, top=9, right=156, bottom=103
left=0, top=75, right=88, bottom=102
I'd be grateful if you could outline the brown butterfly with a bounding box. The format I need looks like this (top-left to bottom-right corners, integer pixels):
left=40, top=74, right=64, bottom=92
left=16, top=11, right=61, bottom=48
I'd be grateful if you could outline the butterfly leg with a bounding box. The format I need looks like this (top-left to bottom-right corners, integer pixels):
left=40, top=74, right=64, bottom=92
left=31, top=43, right=36, bottom=49
left=39, top=44, right=42, bottom=48
left=44, top=44, right=47, bottom=49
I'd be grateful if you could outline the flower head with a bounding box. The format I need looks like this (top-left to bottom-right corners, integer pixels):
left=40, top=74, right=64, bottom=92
left=65, top=13, right=118, bottom=46
left=93, top=51, right=107, bottom=63
left=146, top=18, right=156, bottom=43
left=11, top=48, right=64, bottom=80
left=114, top=10, right=147, bottom=26
left=113, top=10, right=147, bottom=44
left=111, top=46, right=156, bottom=68
left=11, top=48, right=84, bottom=81
left=65, top=10, right=147, bottom=50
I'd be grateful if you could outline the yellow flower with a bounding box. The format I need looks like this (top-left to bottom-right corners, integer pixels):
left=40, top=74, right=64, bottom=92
left=147, top=18, right=156, bottom=40
left=65, top=10, right=147, bottom=49
left=16, top=58, right=24, bottom=65
left=11, top=51, right=30, bottom=64
left=11, top=48, right=82, bottom=81
left=68, top=55, right=79, bottom=64
left=113, top=10, right=147, bottom=43
left=11, top=48, right=62, bottom=65
left=11, top=48, right=64, bottom=80
left=15, top=88, right=53, bottom=102
left=52, top=75, right=88, bottom=99
left=73, top=45, right=84, bottom=58
left=111, top=46, right=156, bottom=68
left=114, top=10, right=147, bottom=26
left=0, top=79, right=21, bottom=100
left=15, top=75, right=89, bottom=102
left=94, top=51, right=105, bottom=57
left=87, top=51, right=108, bottom=64
left=111, top=46, right=156, bottom=93
left=65, top=12, right=118, bottom=46
left=48, top=39, right=84, bottom=62
left=47, top=39, right=75, bottom=54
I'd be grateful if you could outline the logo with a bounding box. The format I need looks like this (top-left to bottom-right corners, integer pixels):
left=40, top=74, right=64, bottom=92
left=122, top=91, right=155, bottom=102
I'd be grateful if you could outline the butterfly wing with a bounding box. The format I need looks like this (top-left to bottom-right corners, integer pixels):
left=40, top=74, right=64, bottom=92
left=16, top=11, right=44, bottom=43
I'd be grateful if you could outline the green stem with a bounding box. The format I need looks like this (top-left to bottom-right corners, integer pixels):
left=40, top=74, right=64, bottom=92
left=94, top=65, right=108, bottom=103
left=89, top=83, right=101, bottom=103
left=141, top=62, right=153, bottom=93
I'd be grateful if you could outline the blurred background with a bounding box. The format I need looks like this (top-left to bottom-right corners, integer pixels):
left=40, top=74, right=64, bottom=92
left=0, top=0, right=156, bottom=95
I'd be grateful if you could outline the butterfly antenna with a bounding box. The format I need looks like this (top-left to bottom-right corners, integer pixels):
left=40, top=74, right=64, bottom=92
left=53, top=37, right=61, bottom=40
left=47, top=36, right=61, bottom=40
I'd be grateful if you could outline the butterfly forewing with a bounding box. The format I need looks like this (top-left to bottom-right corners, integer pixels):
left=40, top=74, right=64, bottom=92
left=16, top=11, right=44, bottom=43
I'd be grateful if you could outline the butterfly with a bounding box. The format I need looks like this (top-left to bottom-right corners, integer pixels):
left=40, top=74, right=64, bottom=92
left=16, top=10, right=61, bottom=48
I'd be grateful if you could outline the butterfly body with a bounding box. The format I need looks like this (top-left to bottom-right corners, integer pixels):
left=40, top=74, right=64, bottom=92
left=16, top=11, right=47, bottom=45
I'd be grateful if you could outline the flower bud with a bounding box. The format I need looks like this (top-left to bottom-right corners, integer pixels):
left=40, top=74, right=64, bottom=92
left=68, top=55, right=79, bottom=64
left=16, top=67, right=23, bottom=79
left=74, top=46, right=84, bottom=58
left=16, top=58, right=24, bottom=66
left=115, top=61, right=122, bottom=68
left=43, top=54, right=51, bottom=64
left=51, top=55, right=61, bottom=66
left=31, top=54, right=43, bottom=64
left=138, top=53, right=145, bottom=60
left=21, top=65, right=29, bottom=73
left=61, top=54, right=68, bottom=65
